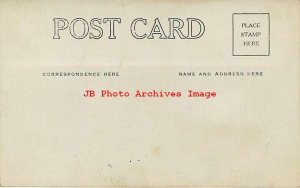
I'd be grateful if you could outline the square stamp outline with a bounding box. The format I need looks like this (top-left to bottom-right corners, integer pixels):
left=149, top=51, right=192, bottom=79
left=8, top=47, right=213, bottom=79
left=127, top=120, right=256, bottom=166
left=232, top=13, right=270, bottom=56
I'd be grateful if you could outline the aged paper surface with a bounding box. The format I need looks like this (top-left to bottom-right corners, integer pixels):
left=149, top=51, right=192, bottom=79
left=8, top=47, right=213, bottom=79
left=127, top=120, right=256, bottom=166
left=0, top=0, right=299, bottom=187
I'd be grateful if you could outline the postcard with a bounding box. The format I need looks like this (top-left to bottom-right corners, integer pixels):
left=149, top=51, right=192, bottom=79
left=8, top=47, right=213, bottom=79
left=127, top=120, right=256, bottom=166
left=0, top=0, right=299, bottom=187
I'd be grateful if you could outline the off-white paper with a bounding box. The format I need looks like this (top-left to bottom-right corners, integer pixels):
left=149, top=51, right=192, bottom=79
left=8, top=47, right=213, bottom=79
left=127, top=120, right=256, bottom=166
left=0, top=0, right=299, bottom=187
